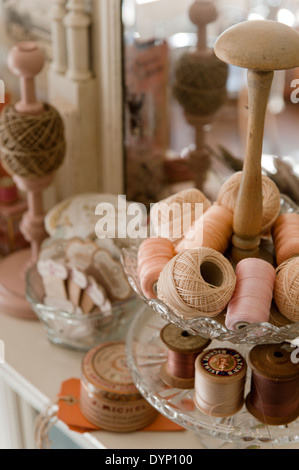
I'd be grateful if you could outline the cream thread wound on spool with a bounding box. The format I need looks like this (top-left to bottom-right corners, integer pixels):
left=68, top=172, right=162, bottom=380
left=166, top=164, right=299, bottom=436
left=272, top=213, right=299, bottom=266
left=150, top=187, right=211, bottom=245
left=225, top=257, right=276, bottom=331
left=246, top=342, right=299, bottom=426
left=137, top=237, right=175, bottom=299
left=194, top=348, right=247, bottom=418
left=217, top=171, right=281, bottom=236
left=0, top=104, right=65, bottom=178
left=157, top=247, right=236, bottom=320
left=274, top=256, right=299, bottom=323
left=175, top=203, right=233, bottom=254
left=160, top=323, right=211, bottom=389
left=79, top=341, right=158, bottom=432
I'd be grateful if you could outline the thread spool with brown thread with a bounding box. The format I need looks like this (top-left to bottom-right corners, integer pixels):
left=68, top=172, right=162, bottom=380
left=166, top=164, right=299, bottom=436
left=160, top=323, right=211, bottom=389
left=246, top=343, right=299, bottom=426
left=272, top=213, right=299, bottom=266
left=194, top=348, right=247, bottom=418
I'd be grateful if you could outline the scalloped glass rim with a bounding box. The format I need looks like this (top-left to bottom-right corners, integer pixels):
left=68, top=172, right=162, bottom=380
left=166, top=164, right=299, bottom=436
left=121, top=194, right=299, bottom=345
left=126, top=308, right=299, bottom=447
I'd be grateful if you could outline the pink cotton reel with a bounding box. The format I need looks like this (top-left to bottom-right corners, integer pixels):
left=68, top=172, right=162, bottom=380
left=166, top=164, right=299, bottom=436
left=225, top=258, right=276, bottom=331
left=137, top=237, right=175, bottom=299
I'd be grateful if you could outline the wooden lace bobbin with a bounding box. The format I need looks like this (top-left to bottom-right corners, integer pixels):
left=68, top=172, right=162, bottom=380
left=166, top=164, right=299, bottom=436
left=217, top=172, right=281, bottom=237
left=272, top=213, right=299, bottom=266
left=274, top=257, right=299, bottom=323
left=194, top=348, right=247, bottom=418
left=246, top=343, right=299, bottom=426
left=172, top=0, right=228, bottom=190
left=79, top=341, right=158, bottom=432
left=175, top=203, right=233, bottom=254
left=157, top=247, right=236, bottom=320
left=160, top=323, right=211, bottom=389
left=0, top=42, right=65, bottom=319
left=149, top=188, right=211, bottom=246
left=214, top=20, right=299, bottom=260
left=137, top=237, right=175, bottom=299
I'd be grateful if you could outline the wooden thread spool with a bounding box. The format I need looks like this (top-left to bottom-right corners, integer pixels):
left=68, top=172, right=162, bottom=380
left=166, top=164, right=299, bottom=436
left=150, top=188, right=211, bottom=245
left=137, top=237, right=175, bottom=299
left=246, top=343, right=299, bottom=426
left=80, top=341, right=158, bottom=432
left=272, top=213, right=299, bottom=266
left=160, top=323, right=211, bottom=389
left=194, top=348, right=247, bottom=418
left=175, top=203, right=233, bottom=254
left=274, top=257, right=299, bottom=323
left=214, top=20, right=299, bottom=258
left=157, top=247, right=236, bottom=320
left=217, top=172, right=281, bottom=236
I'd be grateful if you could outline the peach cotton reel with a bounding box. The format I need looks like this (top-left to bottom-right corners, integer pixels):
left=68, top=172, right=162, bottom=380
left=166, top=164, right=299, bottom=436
left=157, top=247, right=236, bottom=320
left=137, top=237, right=175, bottom=299
left=274, top=256, right=299, bottom=322
left=175, top=204, right=233, bottom=254
left=217, top=171, right=281, bottom=235
left=225, top=258, right=276, bottom=331
left=272, top=213, right=299, bottom=266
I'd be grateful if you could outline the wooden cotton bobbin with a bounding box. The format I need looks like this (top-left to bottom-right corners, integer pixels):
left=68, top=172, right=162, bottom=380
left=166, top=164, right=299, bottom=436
left=246, top=343, right=299, bottom=426
left=79, top=341, right=158, bottom=432
left=157, top=247, right=236, bottom=320
left=194, top=348, right=247, bottom=418
left=160, top=323, right=211, bottom=389
left=274, top=256, right=299, bottom=323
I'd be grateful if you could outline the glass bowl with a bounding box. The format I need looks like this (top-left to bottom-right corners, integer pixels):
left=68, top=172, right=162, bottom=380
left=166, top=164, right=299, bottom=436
left=121, top=195, right=299, bottom=345
left=26, top=265, right=145, bottom=351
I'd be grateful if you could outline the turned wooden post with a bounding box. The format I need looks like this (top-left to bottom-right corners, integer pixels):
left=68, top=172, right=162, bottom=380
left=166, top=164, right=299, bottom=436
left=215, top=20, right=299, bottom=258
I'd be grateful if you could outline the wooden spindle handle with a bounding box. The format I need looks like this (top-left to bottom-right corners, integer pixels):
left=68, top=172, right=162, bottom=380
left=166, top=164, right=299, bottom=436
left=215, top=20, right=299, bottom=256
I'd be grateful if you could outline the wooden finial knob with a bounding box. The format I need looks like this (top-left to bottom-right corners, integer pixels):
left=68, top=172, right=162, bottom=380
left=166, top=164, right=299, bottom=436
left=189, top=0, right=218, bottom=56
left=189, top=0, right=217, bottom=27
left=215, top=20, right=299, bottom=71
left=8, top=41, right=45, bottom=115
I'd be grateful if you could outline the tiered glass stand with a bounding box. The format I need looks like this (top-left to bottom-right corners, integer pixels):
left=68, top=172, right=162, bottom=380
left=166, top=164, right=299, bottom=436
left=121, top=195, right=299, bottom=448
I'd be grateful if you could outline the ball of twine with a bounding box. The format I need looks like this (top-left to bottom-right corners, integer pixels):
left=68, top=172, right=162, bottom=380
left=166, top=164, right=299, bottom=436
left=274, top=256, right=299, bottom=323
left=0, top=103, right=66, bottom=178
left=172, top=52, right=228, bottom=115
left=157, top=247, right=236, bottom=320
left=150, top=188, right=211, bottom=244
left=217, top=171, right=281, bottom=235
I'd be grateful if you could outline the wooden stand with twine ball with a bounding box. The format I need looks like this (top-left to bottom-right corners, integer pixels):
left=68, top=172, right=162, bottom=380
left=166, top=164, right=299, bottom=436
left=0, top=42, right=65, bottom=319
left=172, top=0, right=228, bottom=191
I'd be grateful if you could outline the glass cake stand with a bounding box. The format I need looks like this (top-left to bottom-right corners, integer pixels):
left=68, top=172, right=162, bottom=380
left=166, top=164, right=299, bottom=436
left=125, top=307, right=299, bottom=449
left=121, top=195, right=299, bottom=345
